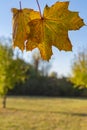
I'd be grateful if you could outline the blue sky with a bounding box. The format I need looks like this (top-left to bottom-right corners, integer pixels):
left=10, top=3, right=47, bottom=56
left=0, top=0, right=87, bottom=76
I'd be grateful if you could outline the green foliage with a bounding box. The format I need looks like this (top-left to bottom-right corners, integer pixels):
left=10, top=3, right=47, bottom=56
left=9, top=76, right=79, bottom=97
left=70, top=50, right=87, bottom=88
left=0, top=42, right=29, bottom=96
left=5, top=58, right=28, bottom=88
left=0, top=44, right=13, bottom=95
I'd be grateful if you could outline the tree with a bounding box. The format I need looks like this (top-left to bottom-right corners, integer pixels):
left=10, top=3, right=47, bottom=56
left=0, top=43, right=28, bottom=108
left=31, top=50, right=41, bottom=76
left=30, top=50, right=51, bottom=76
left=49, top=72, right=58, bottom=78
left=0, top=43, right=13, bottom=107
left=70, top=50, right=87, bottom=88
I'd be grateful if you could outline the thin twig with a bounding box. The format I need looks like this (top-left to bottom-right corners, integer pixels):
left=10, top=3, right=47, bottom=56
left=36, top=0, right=42, bottom=18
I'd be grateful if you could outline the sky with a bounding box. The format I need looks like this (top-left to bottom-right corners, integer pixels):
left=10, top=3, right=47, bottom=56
left=0, top=0, right=87, bottom=77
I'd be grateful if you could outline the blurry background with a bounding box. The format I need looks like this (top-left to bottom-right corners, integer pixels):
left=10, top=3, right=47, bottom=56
left=0, top=0, right=87, bottom=76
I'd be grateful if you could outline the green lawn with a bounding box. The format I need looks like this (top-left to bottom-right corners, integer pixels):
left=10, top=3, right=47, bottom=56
left=0, top=96, right=87, bottom=130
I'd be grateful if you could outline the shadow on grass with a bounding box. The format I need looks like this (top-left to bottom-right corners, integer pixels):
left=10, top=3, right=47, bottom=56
left=55, top=111, right=87, bottom=117
left=8, top=107, right=87, bottom=117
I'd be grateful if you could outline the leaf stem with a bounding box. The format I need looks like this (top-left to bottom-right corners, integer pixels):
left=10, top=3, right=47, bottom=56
left=36, top=0, right=42, bottom=18
left=19, top=1, right=22, bottom=10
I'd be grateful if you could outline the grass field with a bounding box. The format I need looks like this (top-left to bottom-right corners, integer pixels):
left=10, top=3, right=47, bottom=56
left=0, top=96, right=87, bottom=130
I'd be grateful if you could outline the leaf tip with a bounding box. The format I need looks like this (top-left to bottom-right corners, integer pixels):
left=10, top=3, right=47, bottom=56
left=45, top=4, right=49, bottom=9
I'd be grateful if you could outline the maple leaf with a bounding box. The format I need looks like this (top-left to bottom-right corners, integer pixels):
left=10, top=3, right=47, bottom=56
left=11, top=8, right=40, bottom=50
left=26, top=1, right=85, bottom=60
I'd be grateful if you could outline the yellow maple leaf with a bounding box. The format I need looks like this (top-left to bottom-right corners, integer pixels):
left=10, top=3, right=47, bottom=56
left=11, top=8, right=40, bottom=50
left=26, top=1, right=85, bottom=60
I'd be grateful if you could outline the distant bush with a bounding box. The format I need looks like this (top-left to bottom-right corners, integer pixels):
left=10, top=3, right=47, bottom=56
left=8, top=75, right=87, bottom=98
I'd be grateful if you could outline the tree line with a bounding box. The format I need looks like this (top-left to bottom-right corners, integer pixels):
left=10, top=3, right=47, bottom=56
left=9, top=76, right=87, bottom=97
